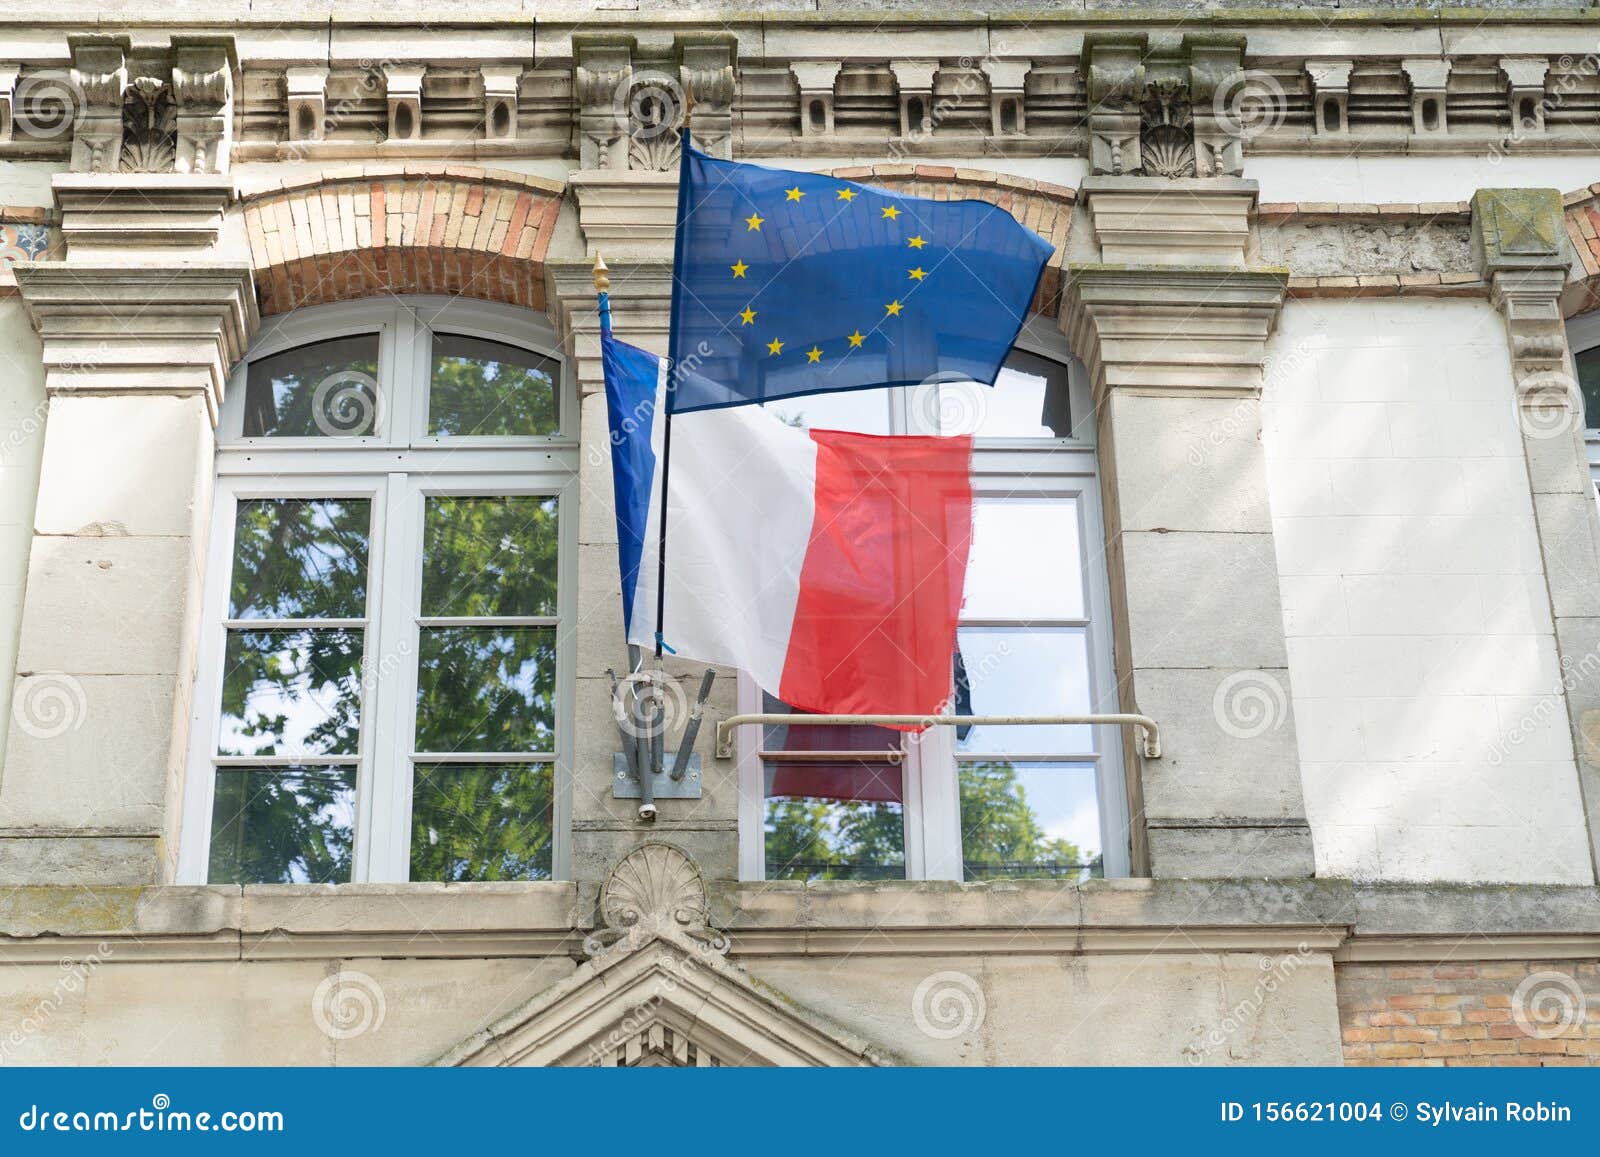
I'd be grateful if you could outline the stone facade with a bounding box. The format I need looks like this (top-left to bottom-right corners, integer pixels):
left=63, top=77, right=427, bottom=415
left=1, top=2, right=1600, bottom=1067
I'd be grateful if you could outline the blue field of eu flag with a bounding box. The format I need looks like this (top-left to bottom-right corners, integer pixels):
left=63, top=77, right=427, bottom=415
left=667, top=140, right=1053, bottom=414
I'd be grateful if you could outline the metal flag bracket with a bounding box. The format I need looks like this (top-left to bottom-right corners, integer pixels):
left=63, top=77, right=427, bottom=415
left=609, top=654, right=716, bottom=819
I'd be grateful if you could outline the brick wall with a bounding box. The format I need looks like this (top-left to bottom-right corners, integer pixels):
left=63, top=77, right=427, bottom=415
left=240, top=167, right=564, bottom=316
left=1338, top=960, right=1600, bottom=1066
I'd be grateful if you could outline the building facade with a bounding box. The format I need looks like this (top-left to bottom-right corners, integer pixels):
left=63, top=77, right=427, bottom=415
left=1, top=2, right=1600, bottom=1066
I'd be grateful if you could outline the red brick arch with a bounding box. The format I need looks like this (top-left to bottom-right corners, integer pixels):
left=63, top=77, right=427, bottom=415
left=827, top=163, right=1075, bottom=314
left=239, top=167, right=565, bottom=317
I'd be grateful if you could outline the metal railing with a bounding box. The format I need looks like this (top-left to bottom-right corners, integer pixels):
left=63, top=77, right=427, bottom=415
left=715, top=712, right=1162, bottom=760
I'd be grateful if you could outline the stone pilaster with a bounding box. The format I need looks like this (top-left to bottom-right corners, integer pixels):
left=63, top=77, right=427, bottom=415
left=1063, top=176, right=1313, bottom=878
left=1476, top=187, right=1600, bottom=879
left=0, top=176, right=256, bottom=884
left=546, top=259, right=739, bottom=889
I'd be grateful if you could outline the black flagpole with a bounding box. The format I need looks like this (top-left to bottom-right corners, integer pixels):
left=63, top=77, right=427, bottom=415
left=656, top=97, right=694, bottom=661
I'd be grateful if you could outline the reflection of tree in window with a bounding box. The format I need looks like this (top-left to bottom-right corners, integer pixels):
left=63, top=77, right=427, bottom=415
left=243, top=335, right=379, bottom=437
left=959, top=762, right=1101, bottom=882
left=208, top=767, right=354, bottom=884
left=410, top=764, right=553, bottom=881
left=1576, top=345, right=1600, bottom=429
left=429, top=334, right=560, bottom=436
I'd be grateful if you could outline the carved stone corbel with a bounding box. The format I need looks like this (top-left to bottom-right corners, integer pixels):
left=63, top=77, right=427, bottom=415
left=582, top=842, right=729, bottom=960
left=573, top=37, right=634, bottom=171
left=0, top=64, right=18, bottom=144
left=1402, top=57, right=1451, bottom=134
left=1501, top=57, right=1550, bottom=136
left=482, top=65, right=521, bottom=141
left=980, top=60, right=1030, bottom=137
left=172, top=38, right=235, bottom=174
left=1083, top=34, right=1146, bottom=176
left=679, top=35, right=736, bottom=160
left=1186, top=35, right=1247, bottom=177
left=68, top=37, right=129, bottom=173
left=889, top=60, right=939, bottom=139
left=384, top=64, right=425, bottom=142
left=791, top=60, right=841, bottom=137
left=284, top=66, right=327, bottom=143
left=1306, top=59, right=1352, bottom=135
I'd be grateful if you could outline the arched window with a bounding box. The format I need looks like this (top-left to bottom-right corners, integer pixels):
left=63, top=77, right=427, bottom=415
left=737, top=319, right=1131, bottom=881
left=1566, top=309, right=1600, bottom=507
left=177, top=298, right=578, bottom=884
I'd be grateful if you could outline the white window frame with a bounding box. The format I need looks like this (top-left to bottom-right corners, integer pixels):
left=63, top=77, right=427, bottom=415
left=1570, top=312, right=1600, bottom=510
left=177, top=297, right=579, bottom=884
left=735, top=318, right=1131, bottom=881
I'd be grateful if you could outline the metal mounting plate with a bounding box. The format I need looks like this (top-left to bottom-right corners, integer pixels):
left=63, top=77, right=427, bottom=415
left=612, top=753, right=703, bottom=799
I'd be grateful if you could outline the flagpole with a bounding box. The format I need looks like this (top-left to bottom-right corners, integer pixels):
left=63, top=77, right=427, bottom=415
left=656, top=92, right=696, bottom=662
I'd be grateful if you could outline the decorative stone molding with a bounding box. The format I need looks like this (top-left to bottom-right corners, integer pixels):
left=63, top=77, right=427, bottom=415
left=171, top=38, right=234, bottom=174
left=573, top=34, right=734, bottom=175
left=1502, top=57, right=1550, bottom=136
left=1255, top=200, right=1479, bottom=293
left=889, top=59, right=938, bottom=138
left=790, top=60, right=841, bottom=137
left=1401, top=57, right=1451, bottom=135
left=440, top=844, right=887, bottom=1067
left=573, top=37, right=632, bottom=171
left=1306, top=59, right=1351, bottom=135
left=384, top=64, right=425, bottom=142
left=1080, top=175, right=1254, bottom=267
left=238, top=167, right=564, bottom=315
left=678, top=34, right=736, bottom=160
left=481, top=65, right=521, bottom=141
left=1476, top=186, right=1600, bottom=879
left=1186, top=35, right=1247, bottom=180
left=283, top=66, right=327, bottom=143
left=54, top=174, right=232, bottom=253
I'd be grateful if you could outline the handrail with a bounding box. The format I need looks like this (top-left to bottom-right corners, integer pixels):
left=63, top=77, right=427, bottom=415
left=714, top=713, right=1162, bottom=760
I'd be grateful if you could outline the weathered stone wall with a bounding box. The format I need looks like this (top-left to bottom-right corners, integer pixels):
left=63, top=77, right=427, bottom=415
left=0, top=300, right=46, bottom=778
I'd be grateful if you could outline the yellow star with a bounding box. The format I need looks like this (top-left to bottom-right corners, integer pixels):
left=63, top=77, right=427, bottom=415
left=837, top=187, right=857, bottom=203
left=885, top=300, right=903, bottom=317
left=881, top=205, right=901, bottom=220
left=785, top=186, right=805, bottom=202
left=745, top=212, right=765, bottom=231
left=731, top=260, right=749, bottom=279
left=909, top=267, right=927, bottom=281
left=847, top=330, right=865, bottom=348
left=767, top=338, right=785, bottom=356
left=908, top=235, right=927, bottom=249
left=739, top=306, right=757, bottom=325
left=806, top=346, right=823, bottom=363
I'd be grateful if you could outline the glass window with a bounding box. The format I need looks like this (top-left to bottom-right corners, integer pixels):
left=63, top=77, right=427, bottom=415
left=188, top=300, right=573, bottom=886
left=243, top=335, right=380, bottom=438
left=1577, top=345, right=1600, bottom=430
left=759, top=694, right=906, bottom=881
left=737, top=343, right=1125, bottom=882
left=428, top=333, right=560, bottom=437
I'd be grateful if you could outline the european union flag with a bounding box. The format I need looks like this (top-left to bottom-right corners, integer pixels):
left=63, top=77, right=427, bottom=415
left=667, top=140, right=1053, bottom=414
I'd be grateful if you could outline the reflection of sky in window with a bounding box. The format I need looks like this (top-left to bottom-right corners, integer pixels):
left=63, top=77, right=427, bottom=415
left=763, top=799, right=903, bottom=856
left=957, top=628, right=1093, bottom=753
left=964, top=498, right=1082, bottom=620
left=1006, top=763, right=1101, bottom=858
left=763, top=386, right=894, bottom=433
left=218, top=633, right=361, bottom=758
left=230, top=499, right=368, bottom=620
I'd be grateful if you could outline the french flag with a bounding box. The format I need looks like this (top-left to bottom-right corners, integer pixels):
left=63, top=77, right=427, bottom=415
left=603, top=330, right=974, bottom=718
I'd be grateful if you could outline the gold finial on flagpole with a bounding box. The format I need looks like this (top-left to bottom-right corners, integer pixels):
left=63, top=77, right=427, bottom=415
left=592, top=251, right=610, bottom=294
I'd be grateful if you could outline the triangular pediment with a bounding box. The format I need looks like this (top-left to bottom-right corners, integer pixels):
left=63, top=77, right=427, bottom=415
left=435, top=844, right=891, bottom=1068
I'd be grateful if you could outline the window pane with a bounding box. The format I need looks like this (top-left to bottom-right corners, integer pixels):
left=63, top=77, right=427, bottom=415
left=764, top=795, right=906, bottom=882
left=218, top=629, right=363, bottom=757
left=963, top=498, right=1084, bottom=620
left=410, top=762, right=553, bottom=881
left=1578, top=345, right=1600, bottom=429
left=959, top=761, right=1102, bottom=882
left=421, top=496, right=558, bottom=618
left=228, top=498, right=370, bottom=620
left=243, top=335, right=380, bottom=438
left=762, top=387, right=894, bottom=433
left=414, top=627, right=555, bottom=753
left=912, top=351, right=1071, bottom=438
left=207, top=765, right=355, bottom=884
left=429, top=334, right=560, bottom=436
left=955, top=627, right=1093, bottom=754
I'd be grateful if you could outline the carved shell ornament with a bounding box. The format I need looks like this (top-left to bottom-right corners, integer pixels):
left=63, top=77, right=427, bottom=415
left=584, top=843, right=728, bottom=958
